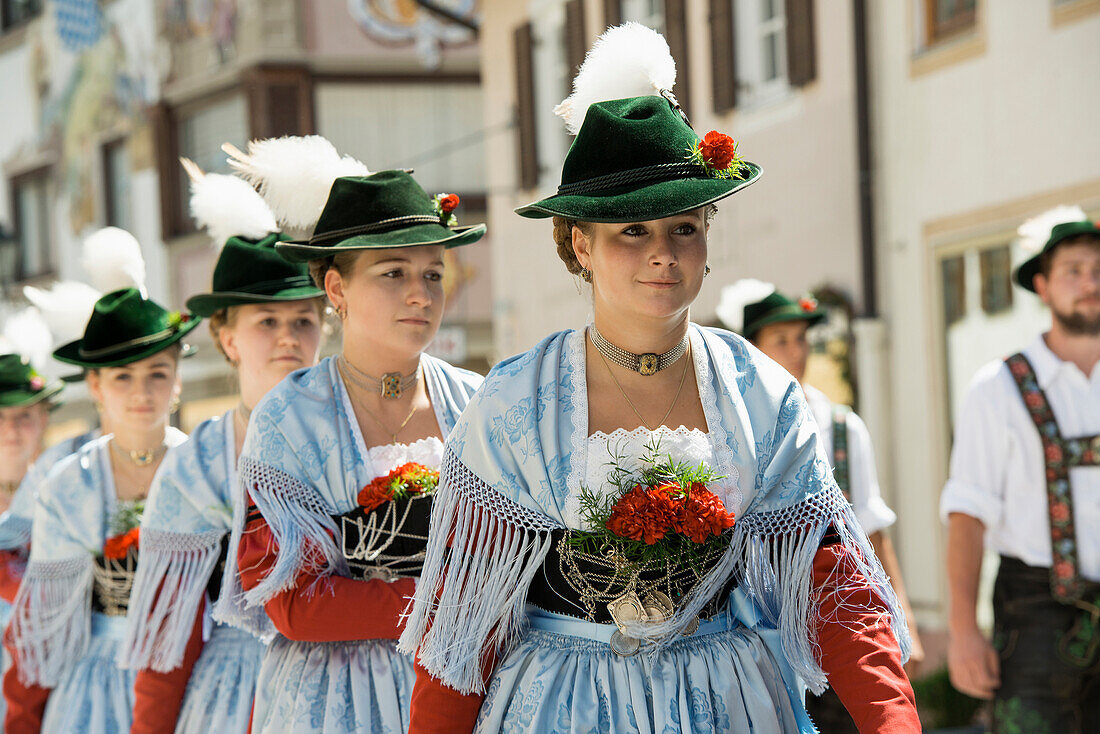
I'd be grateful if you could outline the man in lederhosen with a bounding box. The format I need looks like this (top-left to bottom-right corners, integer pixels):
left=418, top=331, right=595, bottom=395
left=942, top=206, right=1100, bottom=732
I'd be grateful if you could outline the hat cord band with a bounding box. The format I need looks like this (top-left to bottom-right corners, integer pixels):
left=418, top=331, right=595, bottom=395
left=78, top=327, right=178, bottom=359
left=308, top=215, right=442, bottom=245
left=556, top=161, right=705, bottom=196
left=218, top=276, right=315, bottom=295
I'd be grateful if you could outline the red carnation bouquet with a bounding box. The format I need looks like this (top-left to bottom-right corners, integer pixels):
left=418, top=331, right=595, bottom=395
left=103, top=501, right=144, bottom=560
left=573, top=441, right=735, bottom=566
left=357, top=462, right=440, bottom=513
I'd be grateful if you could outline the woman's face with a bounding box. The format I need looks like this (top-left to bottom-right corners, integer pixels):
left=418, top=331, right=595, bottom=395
left=0, top=403, right=49, bottom=474
left=326, top=245, right=446, bottom=359
left=219, top=300, right=323, bottom=399
left=573, top=209, right=708, bottom=323
left=752, top=321, right=810, bottom=382
left=86, top=351, right=181, bottom=434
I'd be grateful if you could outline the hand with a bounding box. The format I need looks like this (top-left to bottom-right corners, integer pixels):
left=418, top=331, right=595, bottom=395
left=947, top=626, right=999, bottom=699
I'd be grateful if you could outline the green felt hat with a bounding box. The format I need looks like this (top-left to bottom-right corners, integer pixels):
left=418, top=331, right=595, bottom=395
left=53, top=288, right=201, bottom=369
left=1014, top=219, right=1100, bottom=293
left=186, top=233, right=325, bottom=316
left=0, top=354, right=63, bottom=407
left=276, top=170, right=486, bottom=262
left=515, top=95, right=761, bottom=222
left=742, top=291, right=825, bottom=340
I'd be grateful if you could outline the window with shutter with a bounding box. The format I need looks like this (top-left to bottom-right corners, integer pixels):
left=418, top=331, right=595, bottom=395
left=734, top=0, right=791, bottom=107
left=709, top=0, right=737, bottom=113
left=9, top=168, right=53, bottom=281
left=784, top=0, right=816, bottom=86
left=564, top=0, right=587, bottom=78
left=924, top=0, right=976, bottom=45
left=514, top=23, right=539, bottom=190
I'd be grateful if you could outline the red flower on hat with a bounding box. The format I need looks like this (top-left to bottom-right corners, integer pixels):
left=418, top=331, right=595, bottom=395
left=29, top=376, right=45, bottom=391
left=798, top=297, right=817, bottom=312
left=698, top=131, right=737, bottom=171
left=438, top=194, right=459, bottom=214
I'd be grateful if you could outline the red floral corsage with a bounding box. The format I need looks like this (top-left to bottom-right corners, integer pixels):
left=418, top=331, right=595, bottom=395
left=357, top=462, right=440, bottom=513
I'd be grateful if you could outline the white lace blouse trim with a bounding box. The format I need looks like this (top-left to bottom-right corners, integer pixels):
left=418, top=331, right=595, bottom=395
left=365, top=437, right=444, bottom=479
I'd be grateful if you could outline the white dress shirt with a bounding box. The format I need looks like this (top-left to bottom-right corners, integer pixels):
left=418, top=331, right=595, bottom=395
left=940, top=335, right=1100, bottom=581
left=803, top=384, right=897, bottom=535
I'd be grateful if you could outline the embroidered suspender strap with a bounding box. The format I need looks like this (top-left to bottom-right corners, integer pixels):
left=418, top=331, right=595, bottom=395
left=1003, top=353, right=1100, bottom=603
left=831, top=406, right=851, bottom=500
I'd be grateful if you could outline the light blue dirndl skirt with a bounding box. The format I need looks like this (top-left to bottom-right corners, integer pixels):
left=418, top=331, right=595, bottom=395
left=175, top=623, right=265, bottom=734
left=251, top=635, right=414, bottom=734
left=42, top=613, right=136, bottom=734
left=474, top=606, right=816, bottom=734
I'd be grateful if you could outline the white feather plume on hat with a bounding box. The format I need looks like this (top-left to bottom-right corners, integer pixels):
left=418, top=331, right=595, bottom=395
left=183, top=157, right=278, bottom=248
left=23, top=281, right=102, bottom=346
left=1017, top=205, right=1087, bottom=255
left=225, top=136, right=370, bottom=232
left=2, top=307, right=53, bottom=369
left=81, top=226, right=146, bottom=294
left=716, top=278, right=776, bottom=334
left=554, top=22, right=677, bottom=135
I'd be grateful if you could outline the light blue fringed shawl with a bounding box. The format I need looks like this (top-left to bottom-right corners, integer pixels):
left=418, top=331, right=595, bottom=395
left=0, top=431, right=99, bottom=551
left=119, top=413, right=237, bottom=672
left=8, top=429, right=187, bottom=687
left=214, top=355, right=483, bottom=638
left=400, top=325, right=911, bottom=695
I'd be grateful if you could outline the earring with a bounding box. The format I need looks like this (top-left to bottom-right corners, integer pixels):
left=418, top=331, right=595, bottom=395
left=335, top=305, right=348, bottom=320
left=704, top=264, right=711, bottom=277
left=170, top=396, right=181, bottom=414
left=94, top=400, right=104, bottom=412
left=579, top=268, right=592, bottom=283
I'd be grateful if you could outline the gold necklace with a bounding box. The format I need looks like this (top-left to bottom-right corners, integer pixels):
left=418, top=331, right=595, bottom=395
left=339, top=355, right=420, bottom=400
left=110, top=439, right=167, bottom=467
left=593, top=334, right=691, bottom=431
left=339, top=360, right=419, bottom=443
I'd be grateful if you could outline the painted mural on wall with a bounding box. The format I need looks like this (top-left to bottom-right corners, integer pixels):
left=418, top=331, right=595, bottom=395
left=15, top=0, right=160, bottom=234
left=160, top=0, right=238, bottom=62
left=349, top=0, right=478, bottom=68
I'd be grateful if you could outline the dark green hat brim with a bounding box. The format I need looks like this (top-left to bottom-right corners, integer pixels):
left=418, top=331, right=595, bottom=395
left=745, top=305, right=826, bottom=339
left=1014, top=255, right=1042, bottom=293
left=275, top=223, right=487, bottom=263
left=515, top=162, right=762, bottom=222
left=0, top=382, right=63, bottom=408
left=53, top=318, right=201, bottom=369
left=186, top=285, right=325, bottom=317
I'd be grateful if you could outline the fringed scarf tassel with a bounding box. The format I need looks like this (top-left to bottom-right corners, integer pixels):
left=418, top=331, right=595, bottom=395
left=735, top=487, right=911, bottom=694
left=118, top=528, right=224, bottom=672
left=399, top=450, right=560, bottom=695
left=237, top=457, right=344, bottom=610
left=8, top=556, right=93, bottom=687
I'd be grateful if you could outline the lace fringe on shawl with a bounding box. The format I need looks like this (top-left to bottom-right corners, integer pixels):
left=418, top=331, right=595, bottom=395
left=8, top=556, right=94, bottom=686
left=118, top=528, right=224, bottom=671
left=214, top=456, right=344, bottom=634
left=399, top=451, right=560, bottom=694
left=735, top=487, right=911, bottom=694
left=401, top=452, right=910, bottom=696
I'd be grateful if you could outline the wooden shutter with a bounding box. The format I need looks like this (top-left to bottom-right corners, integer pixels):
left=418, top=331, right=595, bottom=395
left=244, top=65, right=315, bottom=140
left=665, top=0, right=691, bottom=118
left=513, top=23, right=539, bottom=190
left=149, top=102, right=182, bottom=239
left=710, top=0, right=737, bottom=113
left=603, top=0, right=621, bottom=26
left=564, top=0, right=587, bottom=78
left=784, top=0, right=816, bottom=87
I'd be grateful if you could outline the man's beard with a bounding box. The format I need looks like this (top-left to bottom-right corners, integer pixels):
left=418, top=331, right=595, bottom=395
left=1053, top=304, right=1100, bottom=336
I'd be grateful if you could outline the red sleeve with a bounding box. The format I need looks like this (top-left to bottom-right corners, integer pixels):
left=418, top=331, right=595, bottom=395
left=236, top=495, right=416, bottom=642
left=0, top=549, right=27, bottom=604
left=130, top=599, right=206, bottom=734
left=2, top=648, right=49, bottom=734
left=812, top=543, right=920, bottom=734
left=409, top=660, right=485, bottom=734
